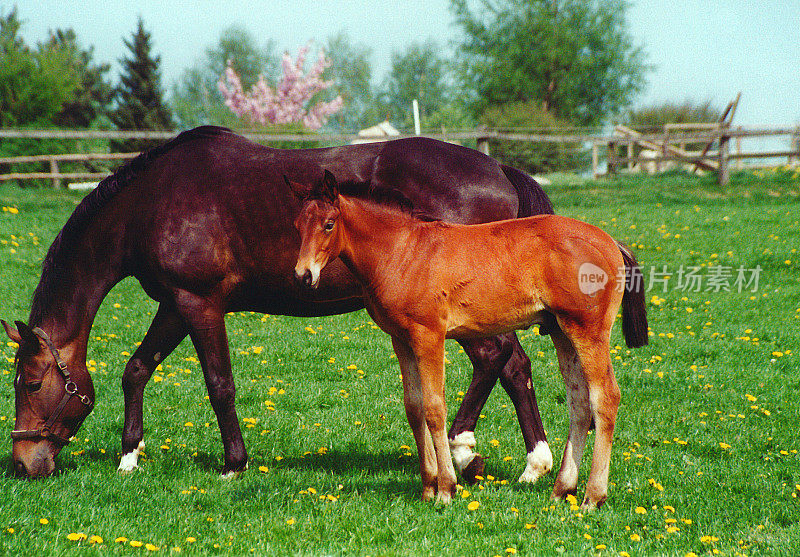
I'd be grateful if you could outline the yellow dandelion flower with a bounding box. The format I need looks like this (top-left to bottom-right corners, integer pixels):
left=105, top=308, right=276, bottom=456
left=505, top=548, right=517, bottom=554
left=467, top=501, right=480, bottom=511
left=286, top=518, right=296, bottom=525
left=130, top=540, right=143, bottom=547
left=489, top=439, right=500, bottom=447
left=39, top=519, right=49, bottom=525
left=186, top=537, right=197, bottom=543
left=116, top=537, right=129, bottom=544
left=461, top=490, right=471, bottom=499
left=67, top=532, right=87, bottom=541
left=146, top=543, right=159, bottom=551
left=630, top=533, right=641, bottom=542
left=259, top=466, right=269, bottom=473
left=89, top=535, right=104, bottom=544
left=719, top=442, right=731, bottom=450
left=635, top=506, right=647, bottom=515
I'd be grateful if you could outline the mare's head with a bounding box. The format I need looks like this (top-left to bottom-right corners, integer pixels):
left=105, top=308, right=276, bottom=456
left=2, top=320, right=94, bottom=478
left=286, top=171, right=344, bottom=289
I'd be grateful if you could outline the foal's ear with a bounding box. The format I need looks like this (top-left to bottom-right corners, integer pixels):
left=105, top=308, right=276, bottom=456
left=284, top=175, right=311, bottom=200
left=316, top=170, right=340, bottom=204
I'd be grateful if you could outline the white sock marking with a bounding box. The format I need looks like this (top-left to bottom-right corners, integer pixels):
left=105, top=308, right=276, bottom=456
left=518, top=441, right=553, bottom=483
left=449, top=431, right=477, bottom=472
left=118, top=440, right=145, bottom=473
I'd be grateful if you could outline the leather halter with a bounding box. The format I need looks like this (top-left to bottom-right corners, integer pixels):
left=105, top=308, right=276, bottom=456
left=10, top=328, right=94, bottom=446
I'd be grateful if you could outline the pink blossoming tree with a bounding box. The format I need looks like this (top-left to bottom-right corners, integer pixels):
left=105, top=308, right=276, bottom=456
left=218, top=43, right=344, bottom=130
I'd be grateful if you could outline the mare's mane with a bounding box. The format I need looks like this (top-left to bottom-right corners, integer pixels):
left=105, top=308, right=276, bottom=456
left=28, top=126, right=233, bottom=326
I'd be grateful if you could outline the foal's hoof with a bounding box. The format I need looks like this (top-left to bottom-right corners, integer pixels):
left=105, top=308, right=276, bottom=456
left=460, top=454, right=486, bottom=485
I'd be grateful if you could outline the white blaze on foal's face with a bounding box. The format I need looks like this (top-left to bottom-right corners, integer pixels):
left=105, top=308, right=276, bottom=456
left=294, top=199, right=341, bottom=288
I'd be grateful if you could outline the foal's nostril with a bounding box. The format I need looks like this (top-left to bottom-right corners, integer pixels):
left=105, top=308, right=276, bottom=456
left=295, top=269, right=313, bottom=288
left=14, top=459, right=27, bottom=477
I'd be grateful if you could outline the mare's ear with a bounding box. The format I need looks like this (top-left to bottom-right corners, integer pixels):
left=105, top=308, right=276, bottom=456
left=315, top=170, right=339, bottom=204
left=284, top=175, right=311, bottom=200
left=2, top=320, right=37, bottom=346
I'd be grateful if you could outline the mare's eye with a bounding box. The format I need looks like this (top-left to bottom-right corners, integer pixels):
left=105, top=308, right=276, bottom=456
left=25, top=381, right=42, bottom=393
left=323, top=220, right=335, bottom=232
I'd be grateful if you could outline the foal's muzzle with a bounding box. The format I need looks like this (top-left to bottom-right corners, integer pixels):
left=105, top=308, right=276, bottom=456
left=294, top=268, right=317, bottom=289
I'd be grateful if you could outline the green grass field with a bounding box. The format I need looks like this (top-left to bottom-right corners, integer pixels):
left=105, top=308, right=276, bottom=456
left=0, top=168, right=798, bottom=555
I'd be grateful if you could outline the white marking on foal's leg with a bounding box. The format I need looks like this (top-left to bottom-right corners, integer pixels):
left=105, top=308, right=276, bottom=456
left=518, top=441, right=553, bottom=483
left=117, top=440, right=145, bottom=474
left=449, top=431, right=478, bottom=472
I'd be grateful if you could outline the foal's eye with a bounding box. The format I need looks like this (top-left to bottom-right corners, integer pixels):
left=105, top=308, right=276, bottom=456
left=323, top=220, right=335, bottom=232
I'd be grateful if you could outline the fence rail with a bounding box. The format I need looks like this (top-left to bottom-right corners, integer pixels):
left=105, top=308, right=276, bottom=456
left=1, top=126, right=798, bottom=188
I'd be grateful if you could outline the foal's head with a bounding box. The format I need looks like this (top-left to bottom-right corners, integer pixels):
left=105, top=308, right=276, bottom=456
left=287, top=170, right=344, bottom=289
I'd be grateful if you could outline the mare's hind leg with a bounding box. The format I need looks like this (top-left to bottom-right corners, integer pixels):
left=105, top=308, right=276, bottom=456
left=120, top=304, right=188, bottom=473
left=175, top=291, right=248, bottom=477
left=450, top=332, right=551, bottom=484
left=550, top=329, right=591, bottom=502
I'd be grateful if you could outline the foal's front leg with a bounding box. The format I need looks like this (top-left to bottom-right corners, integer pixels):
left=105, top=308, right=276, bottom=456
left=392, top=338, right=438, bottom=500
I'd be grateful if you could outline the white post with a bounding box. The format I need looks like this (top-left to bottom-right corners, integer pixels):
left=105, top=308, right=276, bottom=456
left=412, top=99, right=421, bottom=135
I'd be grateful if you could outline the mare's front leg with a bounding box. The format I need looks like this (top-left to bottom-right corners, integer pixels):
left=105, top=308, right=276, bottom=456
left=450, top=332, right=551, bottom=485
left=175, top=291, right=248, bottom=477
left=119, top=304, right=189, bottom=473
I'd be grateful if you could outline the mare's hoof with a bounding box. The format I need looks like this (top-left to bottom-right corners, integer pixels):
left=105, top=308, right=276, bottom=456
left=220, top=463, right=248, bottom=480
left=461, top=454, right=486, bottom=485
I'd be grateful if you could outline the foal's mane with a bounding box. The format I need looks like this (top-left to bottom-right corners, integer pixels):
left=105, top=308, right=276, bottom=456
left=338, top=182, right=438, bottom=223
left=28, top=126, right=233, bottom=326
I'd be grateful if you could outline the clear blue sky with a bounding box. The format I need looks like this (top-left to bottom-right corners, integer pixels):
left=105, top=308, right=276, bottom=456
left=7, top=0, right=800, bottom=128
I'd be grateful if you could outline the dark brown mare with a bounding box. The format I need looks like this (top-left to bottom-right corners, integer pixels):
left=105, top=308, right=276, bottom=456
left=3, top=126, right=556, bottom=480
left=291, top=171, right=648, bottom=509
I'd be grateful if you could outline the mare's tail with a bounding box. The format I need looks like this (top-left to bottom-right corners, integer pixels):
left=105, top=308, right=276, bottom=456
left=500, top=164, right=554, bottom=217
left=616, top=241, right=649, bottom=348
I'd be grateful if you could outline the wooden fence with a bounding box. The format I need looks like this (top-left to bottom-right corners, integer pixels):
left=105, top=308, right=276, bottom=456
left=1, top=126, right=798, bottom=188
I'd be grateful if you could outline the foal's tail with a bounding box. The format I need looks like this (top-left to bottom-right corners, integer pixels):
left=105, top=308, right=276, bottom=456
left=616, top=242, right=649, bottom=348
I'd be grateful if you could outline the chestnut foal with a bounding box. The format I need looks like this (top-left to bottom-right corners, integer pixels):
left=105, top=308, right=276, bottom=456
left=290, top=172, right=647, bottom=509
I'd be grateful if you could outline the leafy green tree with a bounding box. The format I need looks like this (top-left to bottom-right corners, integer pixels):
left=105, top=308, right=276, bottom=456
left=481, top=100, right=583, bottom=173
left=109, top=17, right=173, bottom=152
left=450, top=0, right=648, bottom=127
left=0, top=8, right=81, bottom=128
left=44, top=29, right=113, bottom=128
left=323, top=31, right=376, bottom=131
left=172, top=26, right=278, bottom=128
left=377, top=40, right=452, bottom=129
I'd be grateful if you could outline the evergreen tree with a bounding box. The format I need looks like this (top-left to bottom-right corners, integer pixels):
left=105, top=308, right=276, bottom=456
left=110, top=17, right=172, bottom=152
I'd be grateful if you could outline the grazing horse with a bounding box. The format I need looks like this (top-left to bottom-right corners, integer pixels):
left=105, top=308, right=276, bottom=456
left=3, top=126, right=555, bottom=480
left=291, top=171, right=648, bottom=509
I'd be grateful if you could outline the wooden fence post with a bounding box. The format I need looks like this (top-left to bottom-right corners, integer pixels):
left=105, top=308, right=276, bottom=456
left=606, top=141, right=617, bottom=176
left=592, top=142, right=600, bottom=178
left=477, top=137, right=490, bottom=156
left=718, top=130, right=730, bottom=186
left=49, top=157, right=61, bottom=188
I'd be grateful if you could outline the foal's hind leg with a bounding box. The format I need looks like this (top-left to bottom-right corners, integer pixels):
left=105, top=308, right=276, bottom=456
left=120, top=304, right=188, bottom=473
left=550, top=330, right=592, bottom=502
left=450, top=333, right=551, bottom=484
left=571, top=336, right=620, bottom=510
